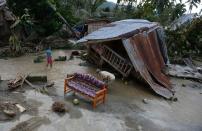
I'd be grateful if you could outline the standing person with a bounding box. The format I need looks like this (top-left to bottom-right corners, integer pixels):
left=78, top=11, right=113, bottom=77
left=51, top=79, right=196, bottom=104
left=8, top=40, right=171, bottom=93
left=46, top=47, right=53, bottom=68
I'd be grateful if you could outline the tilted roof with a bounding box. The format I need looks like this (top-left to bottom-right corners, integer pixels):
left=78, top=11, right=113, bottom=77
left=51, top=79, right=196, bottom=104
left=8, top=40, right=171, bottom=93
left=77, top=19, right=159, bottom=43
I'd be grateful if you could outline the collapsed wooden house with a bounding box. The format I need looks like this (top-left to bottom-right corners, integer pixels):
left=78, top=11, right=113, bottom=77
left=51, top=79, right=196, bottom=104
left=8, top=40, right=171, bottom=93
left=77, top=19, right=175, bottom=99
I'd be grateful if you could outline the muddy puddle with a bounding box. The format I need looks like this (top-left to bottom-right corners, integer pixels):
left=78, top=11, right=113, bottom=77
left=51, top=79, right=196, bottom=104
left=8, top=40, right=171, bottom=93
left=0, top=50, right=202, bottom=131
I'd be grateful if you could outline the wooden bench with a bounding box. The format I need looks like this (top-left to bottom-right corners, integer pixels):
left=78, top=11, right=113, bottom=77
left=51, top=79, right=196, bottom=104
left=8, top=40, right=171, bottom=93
left=64, top=73, right=107, bottom=108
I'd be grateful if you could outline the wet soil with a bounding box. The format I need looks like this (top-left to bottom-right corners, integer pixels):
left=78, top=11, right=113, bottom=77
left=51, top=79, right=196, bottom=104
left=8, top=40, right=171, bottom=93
left=0, top=50, right=202, bottom=131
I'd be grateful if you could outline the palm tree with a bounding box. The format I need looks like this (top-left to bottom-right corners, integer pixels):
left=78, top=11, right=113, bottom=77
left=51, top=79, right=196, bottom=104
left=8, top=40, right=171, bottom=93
left=187, top=0, right=201, bottom=12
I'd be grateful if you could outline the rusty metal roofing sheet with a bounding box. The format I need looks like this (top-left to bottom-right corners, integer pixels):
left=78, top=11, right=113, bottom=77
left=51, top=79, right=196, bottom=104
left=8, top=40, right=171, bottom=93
left=123, top=34, right=174, bottom=99
left=77, top=19, right=158, bottom=43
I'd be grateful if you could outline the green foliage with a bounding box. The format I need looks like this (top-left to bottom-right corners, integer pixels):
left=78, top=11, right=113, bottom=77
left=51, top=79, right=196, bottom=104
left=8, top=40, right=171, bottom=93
left=114, top=0, right=186, bottom=26
left=7, top=0, right=77, bottom=36
left=166, top=17, right=202, bottom=56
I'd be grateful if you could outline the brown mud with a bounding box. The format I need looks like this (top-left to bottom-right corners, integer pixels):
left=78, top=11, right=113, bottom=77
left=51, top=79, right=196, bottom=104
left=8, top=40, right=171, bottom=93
left=0, top=50, right=201, bottom=131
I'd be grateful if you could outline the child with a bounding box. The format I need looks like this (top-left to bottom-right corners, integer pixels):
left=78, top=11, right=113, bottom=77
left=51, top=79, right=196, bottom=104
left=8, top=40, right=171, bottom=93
left=46, top=47, right=53, bottom=68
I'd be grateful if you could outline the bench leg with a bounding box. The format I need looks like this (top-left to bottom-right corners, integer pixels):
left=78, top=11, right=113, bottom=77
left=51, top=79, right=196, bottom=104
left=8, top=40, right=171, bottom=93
left=93, top=100, right=96, bottom=109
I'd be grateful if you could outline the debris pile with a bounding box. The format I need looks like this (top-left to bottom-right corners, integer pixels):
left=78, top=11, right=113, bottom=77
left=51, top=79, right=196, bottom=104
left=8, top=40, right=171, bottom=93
left=52, top=101, right=68, bottom=113
left=0, top=101, right=26, bottom=120
left=7, top=75, right=27, bottom=90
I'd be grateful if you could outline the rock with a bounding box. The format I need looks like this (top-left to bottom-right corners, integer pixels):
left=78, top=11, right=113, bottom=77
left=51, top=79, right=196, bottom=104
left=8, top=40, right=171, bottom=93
left=3, top=109, right=16, bottom=117
left=171, top=97, right=178, bottom=102
left=73, top=99, right=79, bottom=105
left=142, top=98, right=149, bottom=104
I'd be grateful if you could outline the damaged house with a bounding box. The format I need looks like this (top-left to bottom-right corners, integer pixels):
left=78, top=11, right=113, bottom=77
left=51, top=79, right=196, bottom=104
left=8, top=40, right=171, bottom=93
left=77, top=19, right=175, bottom=99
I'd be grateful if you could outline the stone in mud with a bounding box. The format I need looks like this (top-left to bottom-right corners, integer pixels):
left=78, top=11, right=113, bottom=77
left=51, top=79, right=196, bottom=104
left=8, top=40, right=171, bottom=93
left=73, top=99, right=79, bottom=105
left=142, top=98, right=149, bottom=104
left=171, top=97, right=178, bottom=102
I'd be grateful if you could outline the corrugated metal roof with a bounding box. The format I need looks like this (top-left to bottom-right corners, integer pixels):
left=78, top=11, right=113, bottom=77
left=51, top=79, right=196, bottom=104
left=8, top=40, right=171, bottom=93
left=0, top=0, right=6, bottom=7
left=170, top=13, right=197, bottom=30
left=77, top=19, right=158, bottom=43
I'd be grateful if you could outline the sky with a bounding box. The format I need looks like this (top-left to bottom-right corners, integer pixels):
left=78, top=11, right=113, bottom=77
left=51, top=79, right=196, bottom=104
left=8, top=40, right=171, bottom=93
left=107, top=0, right=202, bottom=13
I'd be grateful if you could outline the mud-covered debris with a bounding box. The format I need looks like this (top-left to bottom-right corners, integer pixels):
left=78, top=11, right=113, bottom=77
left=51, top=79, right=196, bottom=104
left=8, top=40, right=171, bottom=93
left=45, top=82, right=54, bottom=88
left=54, top=56, right=67, bottom=61
left=52, top=101, right=68, bottom=113
left=11, top=116, right=50, bottom=131
left=15, top=104, right=26, bottom=113
left=3, top=109, right=16, bottom=117
left=8, top=76, right=22, bottom=90
left=0, top=102, right=19, bottom=118
left=33, top=56, right=44, bottom=63
left=166, top=64, right=202, bottom=82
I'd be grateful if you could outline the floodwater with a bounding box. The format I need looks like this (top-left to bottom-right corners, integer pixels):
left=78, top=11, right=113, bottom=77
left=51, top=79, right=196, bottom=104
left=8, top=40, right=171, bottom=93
left=0, top=50, right=202, bottom=131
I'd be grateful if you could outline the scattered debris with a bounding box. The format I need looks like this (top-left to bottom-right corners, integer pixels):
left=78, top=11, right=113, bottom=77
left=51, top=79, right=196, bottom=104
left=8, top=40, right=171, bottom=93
left=27, top=74, right=47, bottom=82
left=54, top=56, right=67, bottom=61
left=52, top=101, right=67, bottom=113
left=33, top=56, right=44, bottom=63
left=183, top=57, right=197, bottom=71
left=3, top=109, right=16, bottom=117
left=15, top=104, right=26, bottom=113
left=45, top=82, right=55, bottom=88
left=11, top=116, right=50, bottom=131
left=0, top=101, right=19, bottom=119
left=166, top=64, right=202, bottom=82
left=7, top=74, right=27, bottom=90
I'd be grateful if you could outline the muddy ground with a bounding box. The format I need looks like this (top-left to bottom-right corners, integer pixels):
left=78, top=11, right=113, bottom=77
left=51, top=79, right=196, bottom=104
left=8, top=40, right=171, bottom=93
left=0, top=50, right=202, bottom=131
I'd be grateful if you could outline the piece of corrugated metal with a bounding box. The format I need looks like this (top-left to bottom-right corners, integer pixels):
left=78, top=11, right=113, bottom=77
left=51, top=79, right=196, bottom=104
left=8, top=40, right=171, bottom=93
left=123, top=34, right=174, bottom=98
left=137, top=31, right=173, bottom=91
left=77, top=19, right=158, bottom=43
